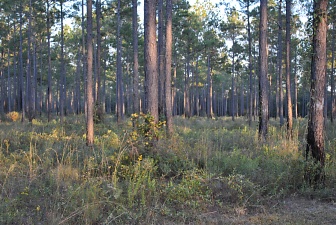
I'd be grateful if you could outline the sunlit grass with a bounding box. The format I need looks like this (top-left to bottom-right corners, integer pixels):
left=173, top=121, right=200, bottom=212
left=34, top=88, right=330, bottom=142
left=0, top=115, right=335, bottom=224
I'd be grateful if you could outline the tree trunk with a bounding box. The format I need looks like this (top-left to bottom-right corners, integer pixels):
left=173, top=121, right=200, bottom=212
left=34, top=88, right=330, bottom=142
left=19, top=2, right=25, bottom=121
left=277, top=0, right=284, bottom=126
left=294, top=48, right=298, bottom=119
left=132, top=0, right=140, bottom=114
left=116, top=0, right=124, bottom=122
left=60, top=0, right=66, bottom=123
left=165, top=0, right=173, bottom=135
left=82, top=0, right=87, bottom=118
left=144, top=0, right=159, bottom=122
left=231, top=45, right=236, bottom=121
left=306, top=0, right=328, bottom=185
left=86, top=0, right=94, bottom=146
left=47, top=0, right=52, bottom=121
left=96, top=0, right=101, bottom=105
left=27, top=0, right=34, bottom=122
left=207, top=55, right=213, bottom=118
left=184, top=54, right=191, bottom=118
left=158, top=0, right=165, bottom=118
left=286, top=0, right=293, bottom=138
left=331, top=22, right=335, bottom=123
left=247, top=0, right=253, bottom=126
left=259, top=0, right=269, bottom=140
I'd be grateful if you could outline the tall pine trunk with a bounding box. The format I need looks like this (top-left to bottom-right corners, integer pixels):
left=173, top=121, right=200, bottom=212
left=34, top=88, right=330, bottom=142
left=116, top=0, right=124, bottom=122
left=247, top=0, right=253, bottom=126
left=286, top=0, right=293, bottom=138
left=165, top=0, right=173, bottom=134
left=277, top=0, right=284, bottom=126
left=86, top=0, right=94, bottom=146
left=60, top=0, right=66, bottom=123
left=259, top=0, right=269, bottom=140
left=306, top=0, right=328, bottom=185
left=144, top=0, right=159, bottom=122
left=47, top=0, right=52, bottom=121
left=19, top=2, right=25, bottom=121
left=158, top=0, right=165, bottom=118
left=331, top=22, right=335, bottom=123
left=132, top=0, right=140, bottom=114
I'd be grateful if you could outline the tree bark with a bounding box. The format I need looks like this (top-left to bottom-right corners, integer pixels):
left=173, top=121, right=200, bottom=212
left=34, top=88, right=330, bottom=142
left=116, top=0, right=124, bottom=122
left=259, top=0, right=269, bottom=140
left=277, top=0, right=284, bottom=126
left=247, top=0, right=253, bottom=126
left=86, top=0, right=94, bottom=146
left=231, top=44, right=236, bottom=121
left=158, top=0, right=165, bottom=118
left=60, top=0, right=66, bottom=123
left=47, top=0, right=53, bottom=121
left=286, top=0, right=293, bottom=138
left=144, top=0, right=159, bottom=122
left=207, top=55, right=213, bottom=118
left=19, top=2, right=25, bottom=121
left=165, top=0, right=173, bottom=135
left=133, top=0, right=140, bottom=114
left=96, top=0, right=101, bottom=105
left=331, top=22, right=335, bottom=123
left=306, top=0, right=328, bottom=185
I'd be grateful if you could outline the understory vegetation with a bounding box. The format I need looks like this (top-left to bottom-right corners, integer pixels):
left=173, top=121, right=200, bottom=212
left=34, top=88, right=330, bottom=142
left=0, top=115, right=335, bottom=224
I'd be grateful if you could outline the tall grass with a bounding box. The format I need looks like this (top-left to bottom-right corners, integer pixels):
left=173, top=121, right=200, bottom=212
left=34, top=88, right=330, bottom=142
left=0, top=115, right=335, bottom=224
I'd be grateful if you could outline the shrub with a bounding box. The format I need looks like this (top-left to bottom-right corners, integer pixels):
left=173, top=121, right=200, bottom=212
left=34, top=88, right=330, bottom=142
left=6, top=111, right=20, bottom=122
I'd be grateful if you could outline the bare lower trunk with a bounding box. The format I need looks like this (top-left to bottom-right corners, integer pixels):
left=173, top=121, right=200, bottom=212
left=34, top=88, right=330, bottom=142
left=306, top=0, right=328, bottom=185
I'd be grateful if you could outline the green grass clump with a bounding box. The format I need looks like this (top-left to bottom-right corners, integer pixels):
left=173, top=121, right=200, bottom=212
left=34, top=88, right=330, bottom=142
left=0, top=115, right=335, bottom=224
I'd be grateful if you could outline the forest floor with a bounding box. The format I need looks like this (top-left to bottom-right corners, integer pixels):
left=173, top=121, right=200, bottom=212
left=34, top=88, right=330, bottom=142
left=1, top=115, right=336, bottom=224
left=182, top=197, right=336, bottom=225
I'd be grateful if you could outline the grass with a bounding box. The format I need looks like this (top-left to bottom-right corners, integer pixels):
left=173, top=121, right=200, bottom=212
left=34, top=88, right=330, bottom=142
left=0, top=115, right=335, bottom=224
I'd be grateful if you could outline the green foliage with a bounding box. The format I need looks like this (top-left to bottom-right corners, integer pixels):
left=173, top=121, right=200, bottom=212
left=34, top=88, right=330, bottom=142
left=129, top=113, right=166, bottom=153
left=94, top=104, right=105, bottom=124
left=0, top=116, right=336, bottom=224
left=6, top=111, right=20, bottom=122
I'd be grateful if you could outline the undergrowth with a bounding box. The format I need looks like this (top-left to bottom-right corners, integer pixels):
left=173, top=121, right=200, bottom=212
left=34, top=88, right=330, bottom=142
left=0, top=115, right=335, bottom=224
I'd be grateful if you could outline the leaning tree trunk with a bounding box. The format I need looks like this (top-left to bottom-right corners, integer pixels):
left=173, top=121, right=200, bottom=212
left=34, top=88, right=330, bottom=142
left=306, top=0, right=328, bottom=185
left=259, top=0, right=269, bottom=140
